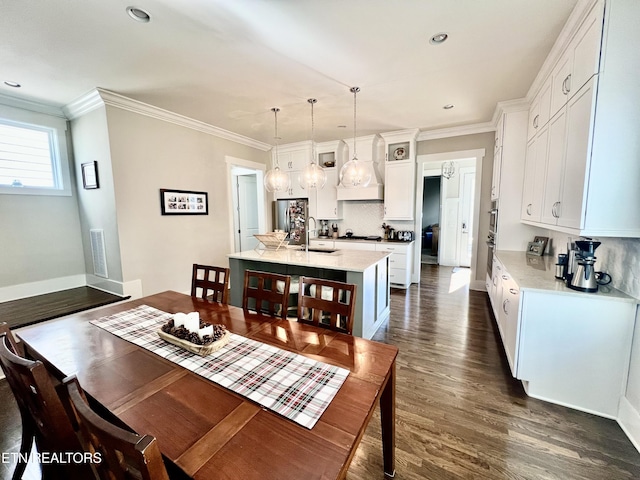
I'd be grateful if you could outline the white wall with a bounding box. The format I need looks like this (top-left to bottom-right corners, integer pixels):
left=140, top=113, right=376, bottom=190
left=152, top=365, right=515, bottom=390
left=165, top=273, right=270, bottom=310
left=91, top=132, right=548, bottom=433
left=103, top=106, right=269, bottom=296
left=70, top=106, right=124, bottom=294
left=0, top=103, right=86, bottom=300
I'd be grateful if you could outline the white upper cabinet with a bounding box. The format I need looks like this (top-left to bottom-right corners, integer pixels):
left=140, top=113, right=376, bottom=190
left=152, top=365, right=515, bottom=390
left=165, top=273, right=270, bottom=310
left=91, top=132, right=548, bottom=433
left=521, top=124, right=549, bottom=223
left=272, top=143, right=312, bottom=199
left=491, top=114, right=504, bottom=201
left=527, top=78, right=552, bottom=141
left=313, top=167, right=342, bottom=220
left=549, top=3, right=603, bottom=119
left=381, top=130, right=418, bottom=220
left=383, top=161, right=415, bottom=220
left=521, top=0, right=640, bottom=237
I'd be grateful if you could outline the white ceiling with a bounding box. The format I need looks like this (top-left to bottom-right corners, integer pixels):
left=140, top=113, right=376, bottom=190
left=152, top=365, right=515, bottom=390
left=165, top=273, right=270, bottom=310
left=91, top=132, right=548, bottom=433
left=1, top=0, right=578, bottom=145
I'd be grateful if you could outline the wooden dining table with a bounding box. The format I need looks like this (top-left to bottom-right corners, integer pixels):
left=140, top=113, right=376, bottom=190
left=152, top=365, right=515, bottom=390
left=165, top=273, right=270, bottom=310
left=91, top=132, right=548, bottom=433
left=16, top=291, right=398, bottom=480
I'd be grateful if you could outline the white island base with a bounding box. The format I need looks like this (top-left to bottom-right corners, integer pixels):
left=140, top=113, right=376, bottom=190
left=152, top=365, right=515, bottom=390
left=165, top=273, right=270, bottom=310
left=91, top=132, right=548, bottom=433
left=228, top=248, right=391, bottom=340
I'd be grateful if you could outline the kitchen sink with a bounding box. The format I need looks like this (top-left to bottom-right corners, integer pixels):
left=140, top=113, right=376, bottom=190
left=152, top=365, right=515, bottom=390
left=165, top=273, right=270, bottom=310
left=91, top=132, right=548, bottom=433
left=299, top=247, right=338, bottom=254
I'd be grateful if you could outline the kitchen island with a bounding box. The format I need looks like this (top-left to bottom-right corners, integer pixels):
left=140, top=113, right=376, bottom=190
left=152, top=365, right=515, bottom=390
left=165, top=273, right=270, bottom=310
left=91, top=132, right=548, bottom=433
left=228, top=247, right=391, bottom=339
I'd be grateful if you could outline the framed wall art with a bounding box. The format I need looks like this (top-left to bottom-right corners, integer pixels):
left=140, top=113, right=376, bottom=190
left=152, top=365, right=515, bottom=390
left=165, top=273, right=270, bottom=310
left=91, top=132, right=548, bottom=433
left=81, top=161, right=99, bottom=189
left=160, top=189, right=208, bottom=215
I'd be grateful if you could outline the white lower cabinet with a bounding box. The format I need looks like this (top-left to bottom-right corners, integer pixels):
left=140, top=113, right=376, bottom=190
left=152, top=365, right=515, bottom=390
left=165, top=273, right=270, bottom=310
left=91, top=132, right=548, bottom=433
left=375, top=242, right=413, bottom=289
left=308, top=240, right=335, bottom=249
left=489, top=252, right=637, bottom=418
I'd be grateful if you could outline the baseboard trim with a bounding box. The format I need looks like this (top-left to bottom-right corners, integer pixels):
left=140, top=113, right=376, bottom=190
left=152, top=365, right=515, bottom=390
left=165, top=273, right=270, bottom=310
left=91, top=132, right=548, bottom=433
left=469, top=279, right=487, bottom=292
left=0, top=275, right=87, bottom=302
left=618, top=396, right=640, bottom=454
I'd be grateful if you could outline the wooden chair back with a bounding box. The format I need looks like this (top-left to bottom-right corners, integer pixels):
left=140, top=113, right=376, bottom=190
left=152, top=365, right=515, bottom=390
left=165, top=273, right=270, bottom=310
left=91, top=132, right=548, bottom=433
left=64, top=375, right=170, bottom=480
left=242, top=270, right=290, bottom=319
left=191, top=264, right=230, bottom=304
left=0, top=329, right=90, bottom=479
left=297, top=277, right=357, bottom=335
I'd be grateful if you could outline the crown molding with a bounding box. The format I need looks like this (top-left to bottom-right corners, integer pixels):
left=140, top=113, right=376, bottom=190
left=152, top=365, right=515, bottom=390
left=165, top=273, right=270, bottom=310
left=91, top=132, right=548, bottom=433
left=417, top=122, right=495, bottom=141
left=63, top=88, right=272, bottom=151
left=490, top=98, right=530, bottom=126
left=0, top=92, right=66, bottom=118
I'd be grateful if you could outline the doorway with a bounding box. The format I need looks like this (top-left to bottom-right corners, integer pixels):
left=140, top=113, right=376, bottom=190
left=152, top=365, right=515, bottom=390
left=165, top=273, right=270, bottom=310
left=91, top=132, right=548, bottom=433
left=421, top=176, right=440, bottom=265
left=226, top=157, right=267, bottom=253
left=412, top=149, right=485, bottom=284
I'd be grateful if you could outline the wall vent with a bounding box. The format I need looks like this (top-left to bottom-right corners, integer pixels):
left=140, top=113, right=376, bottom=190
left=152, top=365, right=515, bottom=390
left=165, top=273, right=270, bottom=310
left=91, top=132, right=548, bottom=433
left=90, top=229, right=108, bottom=278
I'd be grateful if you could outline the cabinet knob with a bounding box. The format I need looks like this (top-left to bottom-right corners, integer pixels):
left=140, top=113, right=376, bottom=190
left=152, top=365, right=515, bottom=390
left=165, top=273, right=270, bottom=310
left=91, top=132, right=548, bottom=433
left=509, top=288, right=518, bottom=295
left=502, top=299, right=509, bottom=314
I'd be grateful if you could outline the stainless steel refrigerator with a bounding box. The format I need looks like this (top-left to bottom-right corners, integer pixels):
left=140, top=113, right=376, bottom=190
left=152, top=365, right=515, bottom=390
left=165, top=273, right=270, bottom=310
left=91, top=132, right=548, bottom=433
left=273, top=199, right=308, bottom=245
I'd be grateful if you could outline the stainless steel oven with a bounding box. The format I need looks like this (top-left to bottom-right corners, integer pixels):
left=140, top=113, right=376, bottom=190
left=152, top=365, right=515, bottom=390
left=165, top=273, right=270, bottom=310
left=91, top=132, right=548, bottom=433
left=487, top=201, right=497, bottom=276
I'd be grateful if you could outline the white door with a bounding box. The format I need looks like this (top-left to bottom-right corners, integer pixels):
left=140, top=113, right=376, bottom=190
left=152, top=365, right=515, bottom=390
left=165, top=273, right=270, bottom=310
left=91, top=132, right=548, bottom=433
left=237, top=174, right=260, bottom=251
left=458, top=168, right=475, bottom=268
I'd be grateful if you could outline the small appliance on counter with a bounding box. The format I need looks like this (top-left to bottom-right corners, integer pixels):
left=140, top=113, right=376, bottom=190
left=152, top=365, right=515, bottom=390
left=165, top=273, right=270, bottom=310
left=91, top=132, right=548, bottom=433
left=388, top=230, right=414, bottom=242
left=318, top=220, right=330, bottom=238
left=565, top=238, right=612, bottom=293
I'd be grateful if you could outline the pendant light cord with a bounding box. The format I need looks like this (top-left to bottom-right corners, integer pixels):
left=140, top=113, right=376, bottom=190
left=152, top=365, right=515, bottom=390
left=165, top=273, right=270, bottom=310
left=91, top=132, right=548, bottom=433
left=351, top=87, right=360, bottom=160
left=308, top=98, right=317, bottom=164
left=271, top=107, right=280, bottom=168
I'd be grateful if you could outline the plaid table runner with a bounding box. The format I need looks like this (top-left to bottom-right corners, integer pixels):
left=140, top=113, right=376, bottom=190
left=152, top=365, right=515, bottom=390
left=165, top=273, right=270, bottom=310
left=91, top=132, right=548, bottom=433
left=90, top=305, right=349, bottom=429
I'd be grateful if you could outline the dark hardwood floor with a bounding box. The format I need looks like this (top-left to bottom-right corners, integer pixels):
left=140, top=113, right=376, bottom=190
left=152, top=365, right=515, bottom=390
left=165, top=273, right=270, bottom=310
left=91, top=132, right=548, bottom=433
left=0, top=286, right=126, bottom=329
left=1, top=267, right=638, bottom=479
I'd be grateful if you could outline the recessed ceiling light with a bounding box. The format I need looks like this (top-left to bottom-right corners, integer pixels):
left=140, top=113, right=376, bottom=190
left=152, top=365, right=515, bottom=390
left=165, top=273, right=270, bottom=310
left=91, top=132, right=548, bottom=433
left=4, top=81, right=21, bottom=88
left=443, top=104, right=454, bottom=110
left=126, top=6, right=151, bottom=23
left=430, top=32, right=449, bottom=45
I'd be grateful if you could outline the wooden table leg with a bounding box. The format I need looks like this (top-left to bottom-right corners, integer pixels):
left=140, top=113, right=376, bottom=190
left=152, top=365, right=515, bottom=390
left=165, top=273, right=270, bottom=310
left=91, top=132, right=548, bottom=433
left=381, top=359, right=396, bottom=478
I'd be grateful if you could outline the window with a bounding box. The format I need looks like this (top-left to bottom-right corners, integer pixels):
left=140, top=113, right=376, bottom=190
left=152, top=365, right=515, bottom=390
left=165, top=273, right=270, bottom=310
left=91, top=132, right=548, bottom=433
left=0, top=120, right=59, bottom=189
left=0, top=107, right=71, bottom=196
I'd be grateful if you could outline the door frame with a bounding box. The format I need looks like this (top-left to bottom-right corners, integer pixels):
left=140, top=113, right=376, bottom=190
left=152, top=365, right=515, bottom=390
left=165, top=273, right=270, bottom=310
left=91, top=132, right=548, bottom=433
left=225, top=156, right=267, bottom=253
left=412, top=149, right=485, bottom=284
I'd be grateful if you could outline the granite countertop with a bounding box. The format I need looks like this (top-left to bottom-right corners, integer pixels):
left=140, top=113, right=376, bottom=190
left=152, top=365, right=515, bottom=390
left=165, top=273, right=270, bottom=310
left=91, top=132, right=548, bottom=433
left=228, top=248, right=390, bottom=272
left=495, top=250, right=638, bottom=303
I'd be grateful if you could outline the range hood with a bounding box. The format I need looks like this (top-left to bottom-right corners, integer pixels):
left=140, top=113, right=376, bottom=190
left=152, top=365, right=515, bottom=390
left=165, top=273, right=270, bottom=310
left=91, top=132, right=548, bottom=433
left=337, top=134, right=384, bottom=201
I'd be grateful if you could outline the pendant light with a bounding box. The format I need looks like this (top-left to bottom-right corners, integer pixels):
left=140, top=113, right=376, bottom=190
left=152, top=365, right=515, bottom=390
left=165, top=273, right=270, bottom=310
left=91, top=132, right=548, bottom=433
left=441, top=160, right=456, bottom=179
left=339, top=86, right=372, bottom=188
left=264, top=107, right=291, bottom=193
left=299, top=98, right=326, bottom=190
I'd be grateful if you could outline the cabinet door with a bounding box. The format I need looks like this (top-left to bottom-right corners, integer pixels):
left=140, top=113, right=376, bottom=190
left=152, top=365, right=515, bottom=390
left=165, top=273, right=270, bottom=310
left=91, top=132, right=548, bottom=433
left=314, top=168, right=342, bottom=219
left=491, top=146, right=502, bottom=201
left=274, top=171, right=307, bottom=200
left=501, top=277, right=521, bottom=376
left=384, top=161, right=415, bottom=220
left=571, top=5, right=603, bottom=96
left=558, top=78, right=597, bottom=229
left=541, top=109, right=566, bottom=225
left=550, top=53, right=572, bottom=118
left=521, top=127, right=548, bottom=223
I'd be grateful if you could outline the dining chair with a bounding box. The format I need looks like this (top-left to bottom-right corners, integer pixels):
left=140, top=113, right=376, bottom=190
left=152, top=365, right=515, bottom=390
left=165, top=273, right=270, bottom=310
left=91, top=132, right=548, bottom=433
left=191, top=263, right=230, bottom=304
left=63, top=375, right=170, bottom=480
left=242, top=270, right=290, bottom=319
left=0, top=327, right=91, bottom=480
left=296, top=277, right=357, bottom=335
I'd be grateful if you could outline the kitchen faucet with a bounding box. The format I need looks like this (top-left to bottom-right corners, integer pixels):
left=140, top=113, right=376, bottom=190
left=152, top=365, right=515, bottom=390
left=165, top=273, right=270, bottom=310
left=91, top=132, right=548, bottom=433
left=306, top=216, right=316, bottom=253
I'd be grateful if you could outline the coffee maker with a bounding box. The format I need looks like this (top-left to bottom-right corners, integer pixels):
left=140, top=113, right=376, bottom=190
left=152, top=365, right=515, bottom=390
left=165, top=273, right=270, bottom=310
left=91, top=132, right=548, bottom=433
left=567, top=239, right=603, bottom=292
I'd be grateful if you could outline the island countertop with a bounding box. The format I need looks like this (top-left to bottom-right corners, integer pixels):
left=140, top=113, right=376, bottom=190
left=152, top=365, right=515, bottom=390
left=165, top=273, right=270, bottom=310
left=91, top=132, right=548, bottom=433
left=228, top=247, right=390, bottom=272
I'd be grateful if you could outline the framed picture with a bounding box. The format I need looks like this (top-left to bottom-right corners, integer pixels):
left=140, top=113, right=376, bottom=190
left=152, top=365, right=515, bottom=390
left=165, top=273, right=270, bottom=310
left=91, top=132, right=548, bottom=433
left=526, top=236, right=549, bottom=256
left=160, top=189, right=208, bottom=215
left=81, top=161, right=99, bottom=189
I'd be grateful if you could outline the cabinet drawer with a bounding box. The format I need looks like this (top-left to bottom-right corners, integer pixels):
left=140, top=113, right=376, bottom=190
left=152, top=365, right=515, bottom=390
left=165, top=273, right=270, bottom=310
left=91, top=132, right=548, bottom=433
left=388, top=253, right=407, bottom=268
left=336, top=242, right=377, bottom=251
left=310, top=240, right=335, bottom=248
left=389, top=268, right=409, bottom=284
left=376, top=243, right=409, bottom=254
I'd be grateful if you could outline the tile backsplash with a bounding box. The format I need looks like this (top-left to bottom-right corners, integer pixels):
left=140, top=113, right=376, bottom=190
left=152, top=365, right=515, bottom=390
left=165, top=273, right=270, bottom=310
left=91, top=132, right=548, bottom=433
left=320, top=201, right=414, bottom=237
left=548, top=232, right=640, bottom=299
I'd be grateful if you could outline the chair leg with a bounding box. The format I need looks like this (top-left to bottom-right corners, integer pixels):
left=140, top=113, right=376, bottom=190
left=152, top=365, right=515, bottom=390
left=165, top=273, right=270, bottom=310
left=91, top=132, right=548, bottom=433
left=12, top=414, right=35, bottom=480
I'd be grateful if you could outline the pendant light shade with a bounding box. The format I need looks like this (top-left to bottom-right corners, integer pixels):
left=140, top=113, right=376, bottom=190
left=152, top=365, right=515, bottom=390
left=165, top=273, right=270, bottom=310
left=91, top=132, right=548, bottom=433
left=339, top=87, right=371, bottom=188
left=299, top=98, right=326, bottom=190
left=264, top=107, right=291, bottom=193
